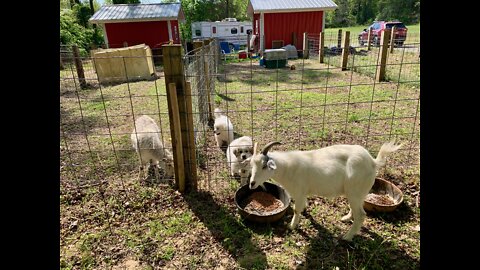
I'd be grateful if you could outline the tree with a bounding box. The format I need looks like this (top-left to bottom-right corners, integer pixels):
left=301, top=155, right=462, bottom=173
left=60, top=1, right=104, bottom=54
left=376, top=0, right=420, bottom=24
left=111, top=0, right=140, bottom=4
left=327, top=0, right=354, bottom=27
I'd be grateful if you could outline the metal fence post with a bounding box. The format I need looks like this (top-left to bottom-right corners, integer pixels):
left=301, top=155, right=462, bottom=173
left=203, top=39, right=214, bottom=125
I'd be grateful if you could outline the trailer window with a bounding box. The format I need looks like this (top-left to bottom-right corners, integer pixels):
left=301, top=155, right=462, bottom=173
left=231, top=28, right=238, bottom=34
left=195, top=29, right=201, bottom=36
left=212, top=26, right=216, bottom=34
left=241, top=26, right=244, bottom=33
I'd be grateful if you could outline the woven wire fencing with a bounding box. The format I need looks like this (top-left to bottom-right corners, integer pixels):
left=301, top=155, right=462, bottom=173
left=60, top=34, right=420, bottom=199
left=307, top=31, right=420, bottom=83
left=187, top=34, right=420, bottom=198
left=60, top=45, right=174, bottom=194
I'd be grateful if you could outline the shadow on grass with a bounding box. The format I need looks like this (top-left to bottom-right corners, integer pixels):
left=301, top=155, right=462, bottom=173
left=239, top=206, right=292, bottom=237
left=366, top=202, right=416, bottom=225
left=216, top=92, right=236, bottom=101
left=184, top=191, right=269, bottom=269
left=300, top=212, right=419, bottom=270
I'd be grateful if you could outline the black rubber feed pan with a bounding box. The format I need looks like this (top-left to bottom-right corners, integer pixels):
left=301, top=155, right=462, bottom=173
left=235, top=182, right=291, bottom=223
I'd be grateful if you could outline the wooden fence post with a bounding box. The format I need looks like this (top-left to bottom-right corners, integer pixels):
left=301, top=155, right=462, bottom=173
left=184, top=81, right=198, bottom=191
left=163, top=44, right=197, bottom=192
left=166, top=83, right=186, bottom=192
left=319, top=32, right=324, bottom=63
left=337, top=29, right=342, bottom=48
left=367, top=28, right=373, bottom=50
left=303, top=32, right=309, bottom=59
left=390, top=26, right=396, bottom=53
left=341, top=31, right=350, bottom=71
left=72, top=45, right=86, bottom=89
left=376, top=28, right=391, bottom=82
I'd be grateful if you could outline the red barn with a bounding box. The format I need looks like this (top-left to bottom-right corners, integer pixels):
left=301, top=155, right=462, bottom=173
left=89, top=3, right=184, bottom=49
left=247, top=0, right=337, bottom=51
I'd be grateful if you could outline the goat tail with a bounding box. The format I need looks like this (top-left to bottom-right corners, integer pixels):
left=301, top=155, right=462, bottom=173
left=214, top=108, right=223, bottom=119
left=374, top=141, right=402, bottom=168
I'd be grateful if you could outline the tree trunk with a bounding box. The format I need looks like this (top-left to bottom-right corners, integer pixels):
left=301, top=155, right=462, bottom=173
left=89, top=0, right=96, bottom=29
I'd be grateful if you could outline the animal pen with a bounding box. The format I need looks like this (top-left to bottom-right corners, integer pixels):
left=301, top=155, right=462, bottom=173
left=60, top=28, right=420, bottom=268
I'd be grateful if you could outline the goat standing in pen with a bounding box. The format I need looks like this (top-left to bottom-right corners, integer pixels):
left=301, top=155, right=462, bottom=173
left=245, top=141, right=401, bottom=241
left=131, top=115, right=174, bottom=182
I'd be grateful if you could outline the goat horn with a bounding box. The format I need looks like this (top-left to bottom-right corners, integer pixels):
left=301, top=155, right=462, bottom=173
left=253, top=142, right=258, bottom=154
left=261, top=141, right=282, bottom=155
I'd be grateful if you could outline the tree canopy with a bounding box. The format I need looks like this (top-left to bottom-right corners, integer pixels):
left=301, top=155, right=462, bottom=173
left=60, top=0, right=420, bottom=52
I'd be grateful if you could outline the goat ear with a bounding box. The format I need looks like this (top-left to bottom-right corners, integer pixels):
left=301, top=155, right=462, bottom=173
left=266, top=159, right=277, bottom=170
left=233, top=148, right=238, bottom=156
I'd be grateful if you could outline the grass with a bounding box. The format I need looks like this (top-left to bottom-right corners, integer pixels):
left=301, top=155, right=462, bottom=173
left=60, top=51, right=420, bottom=269
left=324, top=23, right=420, bottom=44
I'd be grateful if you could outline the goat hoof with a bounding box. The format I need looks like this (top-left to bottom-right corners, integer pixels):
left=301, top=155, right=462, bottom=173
left=342, top=234, right=354, bottom=241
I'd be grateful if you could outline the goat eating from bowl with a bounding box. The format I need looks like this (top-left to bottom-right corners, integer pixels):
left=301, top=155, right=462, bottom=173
left=245, top=141, right=401, bottom=241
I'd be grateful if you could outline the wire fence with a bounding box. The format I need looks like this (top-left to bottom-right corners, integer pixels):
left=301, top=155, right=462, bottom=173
left=60, top=46, right=173, bottom=193
left=60, top=33, right=420, bottom=267
left=60, top=31, right=420, bottom=192
left=307, top=31, right=420, bottom=83
left=175, top=32, right=420, bottom=196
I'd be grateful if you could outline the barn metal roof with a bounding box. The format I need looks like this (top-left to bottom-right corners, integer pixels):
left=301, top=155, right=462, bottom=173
left=89, top=3, right=184, bottom=24
left=248, top=0, right=338, bottom=14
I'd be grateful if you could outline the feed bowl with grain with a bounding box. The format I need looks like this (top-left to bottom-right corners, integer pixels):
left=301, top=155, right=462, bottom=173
left=235, top=182, right=291, bottom=223
left=363, top=178, right=404, bottom=212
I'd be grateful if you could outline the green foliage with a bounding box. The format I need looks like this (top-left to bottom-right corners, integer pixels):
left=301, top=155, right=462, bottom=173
left=112, top=0, right=140, bottom=4
left=72, top=3, right=92, bottom=27
left=179, top=0, right=249, bottom=41
left=325, top=0, right=420, bottom=28
left=60, top=8, right=103, bottom=56
left=376, top=0, right=420, bottom=24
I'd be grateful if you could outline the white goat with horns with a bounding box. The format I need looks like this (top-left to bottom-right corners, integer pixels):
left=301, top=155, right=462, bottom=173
left=245, top=141, right=401, bottom=241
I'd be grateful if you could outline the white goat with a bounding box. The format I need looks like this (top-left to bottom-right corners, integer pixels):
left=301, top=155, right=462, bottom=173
left=246, top=141, right=401, bottom=241
left=131, top=115, right=174, bottom=181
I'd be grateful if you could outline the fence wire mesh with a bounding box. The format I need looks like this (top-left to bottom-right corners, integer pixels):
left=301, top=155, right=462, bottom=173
left=60, top=47, right=174, bottom=193
left=60, top=31, right=420, bottom=267
left=186, top=33, right=420, bottom=198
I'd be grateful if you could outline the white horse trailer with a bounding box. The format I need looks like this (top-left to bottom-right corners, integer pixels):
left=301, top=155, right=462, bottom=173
left=192, top=18, right=253, bottom=48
